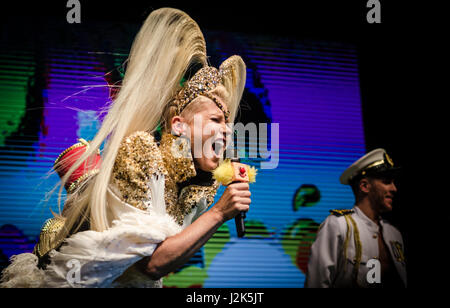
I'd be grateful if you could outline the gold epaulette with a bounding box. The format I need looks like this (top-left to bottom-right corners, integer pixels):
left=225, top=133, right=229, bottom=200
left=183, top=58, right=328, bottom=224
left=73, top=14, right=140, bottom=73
left=329, top=209, right=354, bottom=217
left=33, top=216, right=66, bottom=258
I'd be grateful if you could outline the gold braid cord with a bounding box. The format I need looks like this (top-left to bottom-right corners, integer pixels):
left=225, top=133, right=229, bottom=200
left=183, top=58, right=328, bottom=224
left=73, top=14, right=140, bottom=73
left=342, top=215, right=352, bottom=273
left=347, top=215, right=362, bottom=287
left=332, top=209, right=361, bottom=285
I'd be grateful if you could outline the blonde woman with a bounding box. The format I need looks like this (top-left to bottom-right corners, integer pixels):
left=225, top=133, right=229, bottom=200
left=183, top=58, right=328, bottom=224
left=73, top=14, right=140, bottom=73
left=0, top=7, right=249, bottom=288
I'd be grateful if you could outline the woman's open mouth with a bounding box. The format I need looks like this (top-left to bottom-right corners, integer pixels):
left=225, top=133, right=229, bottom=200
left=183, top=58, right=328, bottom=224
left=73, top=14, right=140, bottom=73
left=211, top=139, right=225, bottom=158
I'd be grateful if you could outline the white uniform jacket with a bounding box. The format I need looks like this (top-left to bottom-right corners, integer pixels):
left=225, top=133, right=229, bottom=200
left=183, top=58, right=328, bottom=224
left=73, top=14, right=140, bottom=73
left=305, top=206, right=407, bottom=288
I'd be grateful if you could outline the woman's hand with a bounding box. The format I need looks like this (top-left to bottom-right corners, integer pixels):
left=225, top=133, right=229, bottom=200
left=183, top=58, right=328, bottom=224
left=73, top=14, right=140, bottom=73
left=143, top=182, right=251, bottom=280
left=211, top=182, right=251, bottom=223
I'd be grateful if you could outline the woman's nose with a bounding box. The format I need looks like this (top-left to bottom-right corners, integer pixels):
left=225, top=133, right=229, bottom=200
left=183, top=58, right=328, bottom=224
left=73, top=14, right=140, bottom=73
left=220, top=124, right=232, bottom=146
left=224, top=123, right=232, bottom=135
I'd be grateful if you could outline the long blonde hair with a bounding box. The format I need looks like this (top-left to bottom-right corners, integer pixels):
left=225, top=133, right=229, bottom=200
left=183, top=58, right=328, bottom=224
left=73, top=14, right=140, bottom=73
left=57, top=8, right=208, bottom=237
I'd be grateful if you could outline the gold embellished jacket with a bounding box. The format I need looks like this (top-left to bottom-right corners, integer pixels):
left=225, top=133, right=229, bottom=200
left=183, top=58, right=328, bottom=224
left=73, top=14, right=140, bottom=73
left=110, top=131, right=220, bottom=226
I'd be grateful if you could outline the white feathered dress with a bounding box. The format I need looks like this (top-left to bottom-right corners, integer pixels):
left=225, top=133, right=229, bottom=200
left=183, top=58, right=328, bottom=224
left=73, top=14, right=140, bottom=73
left=0, top=132, right=219, bottom=288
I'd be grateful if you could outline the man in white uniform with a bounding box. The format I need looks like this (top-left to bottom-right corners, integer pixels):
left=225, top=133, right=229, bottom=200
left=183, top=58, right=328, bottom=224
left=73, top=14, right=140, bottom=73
left=305, top=149, right=407, bottom=288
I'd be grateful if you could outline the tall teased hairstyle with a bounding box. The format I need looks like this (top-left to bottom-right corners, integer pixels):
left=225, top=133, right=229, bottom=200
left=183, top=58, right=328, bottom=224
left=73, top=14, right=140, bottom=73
left=55, top=8, right=208, bottom=238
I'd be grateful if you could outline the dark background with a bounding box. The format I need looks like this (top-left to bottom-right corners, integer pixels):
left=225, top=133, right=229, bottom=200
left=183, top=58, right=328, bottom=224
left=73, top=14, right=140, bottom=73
left=2, top=0, right=439, bottom=287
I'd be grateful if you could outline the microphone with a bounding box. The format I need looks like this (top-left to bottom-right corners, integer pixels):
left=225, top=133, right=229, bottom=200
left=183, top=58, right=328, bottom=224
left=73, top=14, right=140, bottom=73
left=213, top=157, right=257, bottom=238
left=231, top=157, right=247, bottom=238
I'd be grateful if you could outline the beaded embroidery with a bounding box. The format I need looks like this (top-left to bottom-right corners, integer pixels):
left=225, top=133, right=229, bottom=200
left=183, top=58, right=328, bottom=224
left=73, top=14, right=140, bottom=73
left=167, top=181, right=220, bottom=225
left=172, top=66, right=231, bottom=121
left=112, top=131, right=167, bottom=210
left=112, top=131, right=219, bottom=224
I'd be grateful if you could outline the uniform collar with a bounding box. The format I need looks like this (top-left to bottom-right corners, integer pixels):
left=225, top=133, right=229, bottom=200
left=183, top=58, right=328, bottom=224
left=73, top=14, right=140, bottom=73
left=353, top=205, right=380, bottom=233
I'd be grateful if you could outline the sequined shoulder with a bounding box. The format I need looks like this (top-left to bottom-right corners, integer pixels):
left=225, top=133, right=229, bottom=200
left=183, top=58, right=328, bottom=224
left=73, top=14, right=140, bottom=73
left=33, top=216, right=66, bottom=258
left=112, top=131, right=168, bottom=210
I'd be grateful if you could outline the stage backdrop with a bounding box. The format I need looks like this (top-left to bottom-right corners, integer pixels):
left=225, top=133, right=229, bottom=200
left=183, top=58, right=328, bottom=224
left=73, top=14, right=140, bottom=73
left=0, top=21, right=365, bottom=287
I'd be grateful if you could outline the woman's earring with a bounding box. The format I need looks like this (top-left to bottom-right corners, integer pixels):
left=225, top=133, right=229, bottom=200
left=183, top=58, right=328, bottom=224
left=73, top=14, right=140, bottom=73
left=171, top=122, right=185, bottom=137
left=171, top=126, right=181, bottom=137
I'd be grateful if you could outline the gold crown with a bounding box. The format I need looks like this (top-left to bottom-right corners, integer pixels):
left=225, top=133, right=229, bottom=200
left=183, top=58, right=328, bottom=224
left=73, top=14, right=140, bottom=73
left=172, top=65, right=231, bottom=121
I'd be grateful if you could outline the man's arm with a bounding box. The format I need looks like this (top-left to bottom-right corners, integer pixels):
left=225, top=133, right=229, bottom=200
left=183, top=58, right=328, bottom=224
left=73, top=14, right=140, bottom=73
left=305, top=215, right=342, bottom=288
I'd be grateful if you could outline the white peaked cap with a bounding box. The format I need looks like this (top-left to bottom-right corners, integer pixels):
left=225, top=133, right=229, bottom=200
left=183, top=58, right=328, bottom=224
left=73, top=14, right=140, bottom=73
left=340, top=148, right=397, bottom=185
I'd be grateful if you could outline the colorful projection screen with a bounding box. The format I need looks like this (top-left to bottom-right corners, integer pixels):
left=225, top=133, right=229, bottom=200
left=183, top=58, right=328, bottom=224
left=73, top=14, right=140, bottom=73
left=0, top=25, right=366, bottom=287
